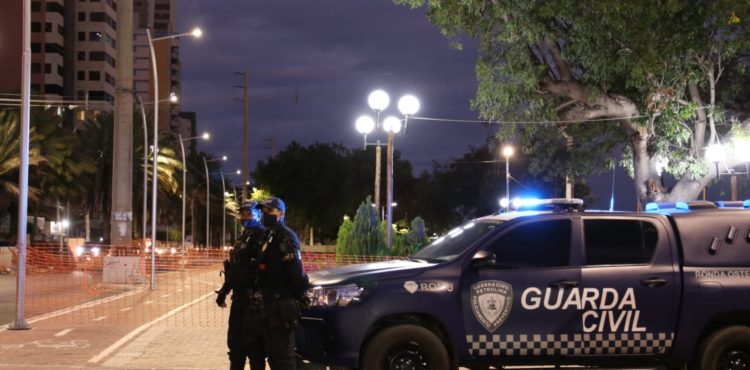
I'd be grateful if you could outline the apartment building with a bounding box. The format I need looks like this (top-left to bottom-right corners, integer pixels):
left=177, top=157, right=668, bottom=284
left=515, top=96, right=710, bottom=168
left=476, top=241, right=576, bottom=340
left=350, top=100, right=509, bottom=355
left=73, top=0, right=118, bottom=109
left=0, top=0, right=65, bottom=102
left=0, top=0, right=188, bottom=139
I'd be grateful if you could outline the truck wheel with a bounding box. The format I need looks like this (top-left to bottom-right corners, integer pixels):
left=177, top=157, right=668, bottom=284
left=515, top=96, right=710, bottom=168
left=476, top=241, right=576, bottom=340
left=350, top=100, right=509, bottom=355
left=696, top=326, right=750, bottom=370
left=362, top=324, right=450, bottom=370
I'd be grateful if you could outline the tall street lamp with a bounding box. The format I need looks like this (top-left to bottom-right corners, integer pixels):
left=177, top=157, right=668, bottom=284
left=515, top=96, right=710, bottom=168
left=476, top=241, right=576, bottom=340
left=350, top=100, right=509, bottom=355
left=136, top=94, right=178, bottom=243
left=219, top=170, right=228, bottom=247
left=203, top=155, right=227, bottom=248
left=178, top=132, right=209, bottom=252
left=146, top=26, right=202, bottom=290
left=502, top=145, right=514, bottom=210
left=227, top=170, right=242, bottom=241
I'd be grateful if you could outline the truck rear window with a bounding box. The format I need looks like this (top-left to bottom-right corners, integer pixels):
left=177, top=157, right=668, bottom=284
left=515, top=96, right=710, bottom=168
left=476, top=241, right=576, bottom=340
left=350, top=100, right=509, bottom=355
left=584, top=219, right=658, bottom=265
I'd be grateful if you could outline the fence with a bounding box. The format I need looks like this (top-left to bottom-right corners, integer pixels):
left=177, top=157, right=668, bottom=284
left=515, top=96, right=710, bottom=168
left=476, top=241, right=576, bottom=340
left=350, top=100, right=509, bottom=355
left=3, top=244, right=399, bottom=327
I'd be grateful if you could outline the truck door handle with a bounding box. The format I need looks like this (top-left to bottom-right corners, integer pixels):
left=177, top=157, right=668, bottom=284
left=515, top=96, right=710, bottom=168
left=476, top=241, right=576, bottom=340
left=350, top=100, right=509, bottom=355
left=548, top=279, right=578, bottom=288
left=640, top=277, right=667, bottom=288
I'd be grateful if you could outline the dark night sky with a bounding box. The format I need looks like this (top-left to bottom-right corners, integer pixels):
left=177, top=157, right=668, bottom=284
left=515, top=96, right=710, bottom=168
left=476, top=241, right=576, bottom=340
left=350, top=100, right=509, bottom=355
left=175, top=0, right=491, bottom=174
left=173, top=0, right=749, bottom=210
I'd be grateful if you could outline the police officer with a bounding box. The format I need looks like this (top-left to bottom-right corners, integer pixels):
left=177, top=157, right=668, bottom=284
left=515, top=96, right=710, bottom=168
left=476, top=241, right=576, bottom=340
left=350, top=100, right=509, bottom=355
left=215, top=200, right=267, bottom=370
left=257, top=197, right=309, bottom=370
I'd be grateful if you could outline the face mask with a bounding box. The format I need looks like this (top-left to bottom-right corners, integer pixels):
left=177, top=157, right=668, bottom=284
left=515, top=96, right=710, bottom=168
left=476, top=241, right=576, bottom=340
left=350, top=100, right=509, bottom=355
left=242, top=219, right=259, bottom=229
left=261, top=213, right=278, bottom=227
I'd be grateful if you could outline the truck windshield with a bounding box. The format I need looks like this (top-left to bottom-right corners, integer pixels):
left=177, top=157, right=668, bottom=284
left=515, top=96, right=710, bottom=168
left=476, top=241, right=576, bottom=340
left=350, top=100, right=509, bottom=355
left=411, top=220, right=501, bottom=262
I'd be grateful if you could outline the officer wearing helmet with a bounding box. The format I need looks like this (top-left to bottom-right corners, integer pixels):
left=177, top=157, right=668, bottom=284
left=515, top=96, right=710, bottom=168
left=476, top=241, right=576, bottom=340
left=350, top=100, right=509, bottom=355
left=257, top=197, right=309, bottom=369
left=216, top=200, right=268, bottom=370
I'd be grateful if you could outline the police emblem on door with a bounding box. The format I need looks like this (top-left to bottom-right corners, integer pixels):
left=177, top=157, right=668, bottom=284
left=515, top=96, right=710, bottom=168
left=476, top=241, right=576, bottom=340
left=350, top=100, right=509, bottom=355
left=471, top=280, right=513, bottom=333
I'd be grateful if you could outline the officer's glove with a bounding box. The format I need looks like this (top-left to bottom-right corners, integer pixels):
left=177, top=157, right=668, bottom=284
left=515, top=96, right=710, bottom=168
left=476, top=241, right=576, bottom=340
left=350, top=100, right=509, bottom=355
left=215, top=290, right=227, bottom=308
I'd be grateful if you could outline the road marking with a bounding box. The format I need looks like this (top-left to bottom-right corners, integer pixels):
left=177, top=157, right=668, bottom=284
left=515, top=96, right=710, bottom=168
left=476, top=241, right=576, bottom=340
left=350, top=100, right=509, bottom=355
left=0, top=287, right=145, bottom=331
left=119, top=307, right=132, bottom=312
left=88, top=291, right=214, bottom=364
left=93, top=316, right=107, bottom=322
left=54, top=329, right=73, bottom=337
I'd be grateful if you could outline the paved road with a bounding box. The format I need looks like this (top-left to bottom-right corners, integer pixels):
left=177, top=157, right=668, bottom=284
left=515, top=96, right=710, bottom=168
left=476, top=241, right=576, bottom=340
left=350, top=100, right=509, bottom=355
left=0, top=268, right=240, bottom=369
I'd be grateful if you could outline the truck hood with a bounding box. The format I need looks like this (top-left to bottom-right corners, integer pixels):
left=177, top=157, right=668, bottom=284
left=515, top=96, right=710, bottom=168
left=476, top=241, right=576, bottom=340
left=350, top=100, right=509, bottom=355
left=308, top=259, right=436, bottom=286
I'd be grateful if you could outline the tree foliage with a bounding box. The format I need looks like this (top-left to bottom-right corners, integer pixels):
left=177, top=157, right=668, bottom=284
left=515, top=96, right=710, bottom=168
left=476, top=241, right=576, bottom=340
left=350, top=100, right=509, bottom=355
left=395, top=0, right=750, bottom=203
left=347, top=197, right=385, bottom=256
left=253, top=141, right=416, bottom=242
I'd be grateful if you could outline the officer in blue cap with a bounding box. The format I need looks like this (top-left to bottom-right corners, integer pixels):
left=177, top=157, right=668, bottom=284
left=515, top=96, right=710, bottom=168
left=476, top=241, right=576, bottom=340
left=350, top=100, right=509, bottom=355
left=216, top=200, right=268, bottom=370
left=257, top=197, right=309, bottom=369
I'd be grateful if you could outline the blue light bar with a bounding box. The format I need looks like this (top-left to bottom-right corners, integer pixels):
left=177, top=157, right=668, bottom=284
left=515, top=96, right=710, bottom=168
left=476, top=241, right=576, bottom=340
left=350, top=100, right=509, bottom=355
left=645, top=201, right=690, bottom=212
left=646, top=201, right=718, bottom=212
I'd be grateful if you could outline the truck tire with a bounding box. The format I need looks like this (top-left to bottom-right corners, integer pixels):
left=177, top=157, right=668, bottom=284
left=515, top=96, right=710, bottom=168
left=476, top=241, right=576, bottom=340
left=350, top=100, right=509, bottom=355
left=695, top=325, right=750, bottom=370
left=361, top=324, right=450, bottom=370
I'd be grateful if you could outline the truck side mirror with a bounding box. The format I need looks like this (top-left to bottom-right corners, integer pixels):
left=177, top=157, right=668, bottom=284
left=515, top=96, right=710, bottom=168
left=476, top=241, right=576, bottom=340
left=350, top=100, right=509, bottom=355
left=471, top=250, right=496, bottom=269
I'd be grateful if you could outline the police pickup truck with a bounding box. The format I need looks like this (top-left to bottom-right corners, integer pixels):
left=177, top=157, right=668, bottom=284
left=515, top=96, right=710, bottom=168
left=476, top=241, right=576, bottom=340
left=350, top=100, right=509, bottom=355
left=297, top=199, right=750, bottom=370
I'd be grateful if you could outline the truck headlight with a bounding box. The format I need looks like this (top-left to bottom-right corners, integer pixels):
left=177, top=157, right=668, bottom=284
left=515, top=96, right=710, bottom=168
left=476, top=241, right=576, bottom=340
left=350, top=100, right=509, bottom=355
left=305, top=284, right=363, bottom=307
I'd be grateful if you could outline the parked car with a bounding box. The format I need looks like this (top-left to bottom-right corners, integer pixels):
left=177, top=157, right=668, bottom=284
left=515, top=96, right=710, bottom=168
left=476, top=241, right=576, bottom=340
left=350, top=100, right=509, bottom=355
left=296, top=198, right=750, bottom=370
left=74, top=244, right=107, bottom=261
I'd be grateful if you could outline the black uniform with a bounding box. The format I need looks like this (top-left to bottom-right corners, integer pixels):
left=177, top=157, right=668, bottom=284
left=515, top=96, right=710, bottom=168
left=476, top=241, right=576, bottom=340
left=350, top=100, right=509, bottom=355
left=258, top=222, right=308, bottom=370
left=217, top=226, right=267, bottom=370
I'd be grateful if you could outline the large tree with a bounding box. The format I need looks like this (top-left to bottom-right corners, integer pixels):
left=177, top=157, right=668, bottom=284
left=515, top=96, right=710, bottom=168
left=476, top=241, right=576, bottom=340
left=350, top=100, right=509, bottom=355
left=396, top=0, right=750, bottom=204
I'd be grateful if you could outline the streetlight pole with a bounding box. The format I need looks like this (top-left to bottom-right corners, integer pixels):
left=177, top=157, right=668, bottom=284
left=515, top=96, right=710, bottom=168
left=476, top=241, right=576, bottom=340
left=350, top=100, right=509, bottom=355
left=502, top=145, right=514, bottom=209
left=219, top=170, right=226, bottom=247
left=146, top=27, right=201, bottom=289
left=136, top=97, right=148, bottom=242
left=11, top=0, right=32, bottom=330
left=203, top=155, right=226, bottom=248
left=178, top=132, right=209, bottom=252
left=137, top=94, right=177, bottom=244
left=232, top=186, right=239, bottom=241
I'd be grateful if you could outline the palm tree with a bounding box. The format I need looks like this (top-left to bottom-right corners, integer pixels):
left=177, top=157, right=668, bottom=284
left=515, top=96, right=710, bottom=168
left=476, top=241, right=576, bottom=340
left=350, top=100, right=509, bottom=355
left=0, top=109, right=44, bottom=205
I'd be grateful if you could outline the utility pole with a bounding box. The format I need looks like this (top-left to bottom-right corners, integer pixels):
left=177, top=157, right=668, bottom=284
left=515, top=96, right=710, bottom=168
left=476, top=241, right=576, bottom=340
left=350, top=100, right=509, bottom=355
left=234, top=69, right=249, bottom=200
left=265, top=138, right=276, bottom=159
left=110, top=0, right=134, bottom=246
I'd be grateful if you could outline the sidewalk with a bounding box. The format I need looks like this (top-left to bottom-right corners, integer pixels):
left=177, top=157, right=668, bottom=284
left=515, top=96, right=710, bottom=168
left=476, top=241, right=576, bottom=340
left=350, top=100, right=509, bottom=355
left=0, top=268, right=262, bottom=369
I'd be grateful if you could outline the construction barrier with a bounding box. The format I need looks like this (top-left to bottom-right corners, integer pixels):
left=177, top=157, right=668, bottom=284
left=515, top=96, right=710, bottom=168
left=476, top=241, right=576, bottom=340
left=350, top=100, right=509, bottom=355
left=2, top=244, right=401, bottom=327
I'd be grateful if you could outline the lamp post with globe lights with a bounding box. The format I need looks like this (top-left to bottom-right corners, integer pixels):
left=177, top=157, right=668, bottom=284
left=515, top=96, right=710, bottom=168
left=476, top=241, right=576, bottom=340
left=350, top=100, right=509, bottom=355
left=357, top=91, right=421, bottom=247
left=178, top=132, right=209, bottom=252
left=203, top=155, right=227, bottom=248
